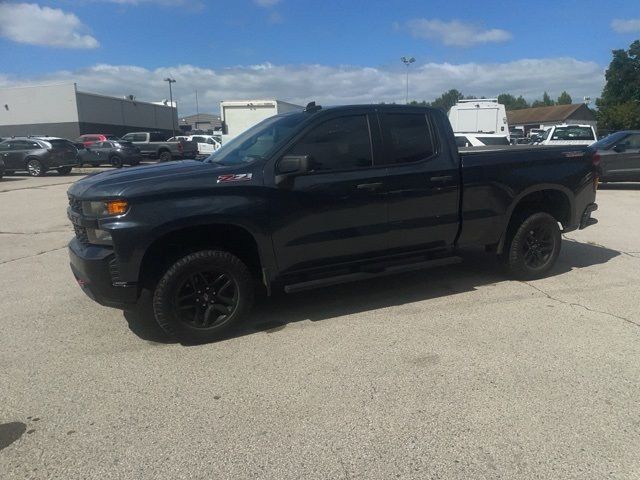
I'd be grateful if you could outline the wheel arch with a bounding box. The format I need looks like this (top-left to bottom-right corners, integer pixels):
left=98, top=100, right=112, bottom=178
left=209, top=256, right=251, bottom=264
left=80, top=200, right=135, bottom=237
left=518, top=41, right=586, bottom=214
left=138, top=221, right=267, bottom=291
left=497, top=185, right=574, bottom=254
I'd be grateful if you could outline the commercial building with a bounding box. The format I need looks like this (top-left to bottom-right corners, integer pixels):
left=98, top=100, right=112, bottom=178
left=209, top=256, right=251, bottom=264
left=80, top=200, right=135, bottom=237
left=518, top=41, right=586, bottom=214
left=179, top=113, right=221, bottom=134
left=0, top=83, right=178, bottom=139
left=507, top=103, right=597, bottom=134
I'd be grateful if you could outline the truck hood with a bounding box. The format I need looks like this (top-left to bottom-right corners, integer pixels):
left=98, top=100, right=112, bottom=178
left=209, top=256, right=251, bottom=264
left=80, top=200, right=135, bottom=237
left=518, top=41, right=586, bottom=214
left=68, top=160, right=257, bottom=199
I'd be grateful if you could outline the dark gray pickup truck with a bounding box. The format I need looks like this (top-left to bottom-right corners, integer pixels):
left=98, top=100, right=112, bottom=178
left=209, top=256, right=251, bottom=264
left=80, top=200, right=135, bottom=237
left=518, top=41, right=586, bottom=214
left=68, top=104, right=599, bottom=343
left=120, top=131, right=197, bottom=162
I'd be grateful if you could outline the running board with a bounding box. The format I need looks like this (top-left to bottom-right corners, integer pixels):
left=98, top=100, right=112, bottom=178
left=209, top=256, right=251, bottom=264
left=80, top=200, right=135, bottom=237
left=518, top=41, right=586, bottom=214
left=284, top=256, right=462, bottom=294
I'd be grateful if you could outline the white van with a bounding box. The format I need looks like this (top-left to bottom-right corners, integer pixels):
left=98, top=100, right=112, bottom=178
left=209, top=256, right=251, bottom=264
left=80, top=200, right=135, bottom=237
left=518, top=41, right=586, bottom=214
left=538, top=125, right=597, bottom=146
left=448, top=99, right=510, bottom=139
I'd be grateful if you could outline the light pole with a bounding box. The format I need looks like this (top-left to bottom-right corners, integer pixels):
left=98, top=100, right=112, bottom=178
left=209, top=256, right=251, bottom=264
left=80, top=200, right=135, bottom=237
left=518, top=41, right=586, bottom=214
left=164, top=77, right=176, bottom=137
left=400, top=56, right=415, bottom=104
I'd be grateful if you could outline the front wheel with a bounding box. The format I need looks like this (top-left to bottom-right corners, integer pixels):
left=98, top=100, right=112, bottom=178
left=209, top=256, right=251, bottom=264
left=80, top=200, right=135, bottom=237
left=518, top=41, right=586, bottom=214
left=503, top=212, right=561, bottom=280
left=26, top=158, right=45, bottom=177
left=57, top=166, right=73, bottom=175
left=152, top=250, right=255, bottom=343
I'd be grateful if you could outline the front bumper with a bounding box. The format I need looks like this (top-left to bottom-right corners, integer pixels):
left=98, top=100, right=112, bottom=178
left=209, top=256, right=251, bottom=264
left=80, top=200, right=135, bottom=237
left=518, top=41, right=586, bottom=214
left=69, top=237, right=139, bottom=309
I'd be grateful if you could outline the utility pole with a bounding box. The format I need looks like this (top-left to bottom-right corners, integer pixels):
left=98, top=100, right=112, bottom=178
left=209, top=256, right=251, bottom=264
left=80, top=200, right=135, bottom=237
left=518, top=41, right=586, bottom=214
left=164, top=77, right=176, bottom=137
left=400, top=56, right=416, bottom=104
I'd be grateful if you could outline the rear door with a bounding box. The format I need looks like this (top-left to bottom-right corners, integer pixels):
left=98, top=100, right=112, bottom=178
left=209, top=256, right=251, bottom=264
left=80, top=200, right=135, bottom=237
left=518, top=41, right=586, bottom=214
left=269, top=111, right=389, bottom=274
left=377, top=110, right=460, bottom=252
left=6, top=140, right=40, bottom=170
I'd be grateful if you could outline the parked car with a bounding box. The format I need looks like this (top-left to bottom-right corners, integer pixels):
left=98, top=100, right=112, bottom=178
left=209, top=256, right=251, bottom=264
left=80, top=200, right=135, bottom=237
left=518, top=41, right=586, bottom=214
left=455, top=133, right=511, bottom=147
left=590, top=130, right=640, bottom=182
left=120, top=131, right=198, bottom=162
left=67, top=104, right=599, bottom=343
left=78, top=140, right=142, bottom=168
left=536, top=124, right=597, bottom=146
left=75, top=134, right=122, bottom=147
left=0, top=137, right=78, bottom=176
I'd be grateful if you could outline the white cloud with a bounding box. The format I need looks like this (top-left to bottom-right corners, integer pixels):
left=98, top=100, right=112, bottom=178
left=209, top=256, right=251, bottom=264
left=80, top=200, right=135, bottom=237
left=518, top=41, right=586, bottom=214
left=403, top=18, right=512, bottom=47
left=254, top=0, right=282, bottom=6
left=0, top=58, right=604, bottom=114
left=0, top=3, right=98, bottom=49
left=611, top=19, right=640, bottom=33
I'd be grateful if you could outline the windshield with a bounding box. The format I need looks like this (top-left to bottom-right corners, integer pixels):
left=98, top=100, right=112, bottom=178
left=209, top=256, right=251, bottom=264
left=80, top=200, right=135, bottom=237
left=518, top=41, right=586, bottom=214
left=591, top=131, right=627, bottom=149
left=205, top=113, right=306, bottom=165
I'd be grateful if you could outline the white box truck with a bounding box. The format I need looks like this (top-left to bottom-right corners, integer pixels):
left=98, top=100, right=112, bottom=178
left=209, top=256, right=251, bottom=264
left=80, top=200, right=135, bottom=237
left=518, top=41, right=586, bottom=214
left=220, top=99, right=303, bottom=143
left=448, top=99, right=510, bottom=141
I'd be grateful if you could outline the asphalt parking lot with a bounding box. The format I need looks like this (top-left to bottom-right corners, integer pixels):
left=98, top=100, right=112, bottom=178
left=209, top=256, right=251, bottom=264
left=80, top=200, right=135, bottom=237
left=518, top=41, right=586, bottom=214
left=1, top=171, right=639, bottom=479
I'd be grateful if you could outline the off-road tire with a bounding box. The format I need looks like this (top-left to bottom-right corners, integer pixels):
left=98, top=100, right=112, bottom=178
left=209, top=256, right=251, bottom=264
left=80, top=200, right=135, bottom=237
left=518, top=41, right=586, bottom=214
left=503, top=212, right=561, bottom=280
left=152, top=250, right=255, bottom=343
left=158, top=150, right=172, bottom=162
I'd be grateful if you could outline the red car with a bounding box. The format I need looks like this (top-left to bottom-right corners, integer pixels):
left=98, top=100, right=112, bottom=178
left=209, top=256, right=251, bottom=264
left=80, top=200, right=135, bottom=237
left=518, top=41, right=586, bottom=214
left=75, top=134, right=121, bottom=147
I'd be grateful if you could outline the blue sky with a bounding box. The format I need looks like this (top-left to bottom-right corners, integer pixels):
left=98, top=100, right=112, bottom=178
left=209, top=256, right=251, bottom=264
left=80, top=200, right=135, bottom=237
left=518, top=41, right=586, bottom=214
left=1, top=0, right=639, bottom=114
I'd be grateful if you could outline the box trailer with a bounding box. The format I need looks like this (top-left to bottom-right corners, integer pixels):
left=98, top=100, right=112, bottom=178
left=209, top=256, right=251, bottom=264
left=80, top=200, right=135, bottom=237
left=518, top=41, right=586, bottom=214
left=220, top=99, right=303, bottom=143
left=448, top=99, right=509, bottom=140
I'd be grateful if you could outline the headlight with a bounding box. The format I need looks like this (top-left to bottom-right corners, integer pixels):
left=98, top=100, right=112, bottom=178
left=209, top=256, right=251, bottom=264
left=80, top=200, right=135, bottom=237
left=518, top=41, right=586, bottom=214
left=86, top=228, right=113, bottom=245
left=82, top=200, right=129, bottom=216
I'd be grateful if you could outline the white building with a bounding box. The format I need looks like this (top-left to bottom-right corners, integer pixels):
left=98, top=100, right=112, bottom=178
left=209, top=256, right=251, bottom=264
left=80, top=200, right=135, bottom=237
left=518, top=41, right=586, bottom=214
left=0, top=83, right=178, bottom=139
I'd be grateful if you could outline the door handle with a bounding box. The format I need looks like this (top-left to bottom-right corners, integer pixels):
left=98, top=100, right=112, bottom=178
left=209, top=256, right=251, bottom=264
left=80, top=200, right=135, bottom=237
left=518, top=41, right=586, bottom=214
left=356, top=182, right=383, bottom=191
left=430, top=175, right=453, bottom=182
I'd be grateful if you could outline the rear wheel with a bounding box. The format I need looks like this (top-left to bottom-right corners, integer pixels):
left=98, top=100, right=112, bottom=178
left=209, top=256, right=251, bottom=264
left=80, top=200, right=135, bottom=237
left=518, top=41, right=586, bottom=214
left=152, top=250, right=255, bottom=343
left=26, top=158, right=45, bottom=177
left=158, top=151, right=172, bottom=162
left=503, top=212, right=561, bottom=280
left=57, top=166, right=72, bottom=175
left=110, top=155, right=123, bottom=168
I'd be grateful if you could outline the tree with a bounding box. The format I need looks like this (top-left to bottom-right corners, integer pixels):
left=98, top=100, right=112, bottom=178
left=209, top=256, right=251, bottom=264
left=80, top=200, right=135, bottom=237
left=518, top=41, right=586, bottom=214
left=557, top=91, right=573, bottom=105
left=597, top=40, right=640, bottom=130
left=429, top=89, right=464, bottom=112
left=498, top=93, right=530, bottom=110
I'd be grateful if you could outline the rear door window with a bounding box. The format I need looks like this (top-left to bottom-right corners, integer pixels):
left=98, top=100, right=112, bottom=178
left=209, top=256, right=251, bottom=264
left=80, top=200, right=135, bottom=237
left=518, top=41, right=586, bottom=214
left=379, top=113, right=436, bottom=164
left=287, top=115, right=373, bottom=172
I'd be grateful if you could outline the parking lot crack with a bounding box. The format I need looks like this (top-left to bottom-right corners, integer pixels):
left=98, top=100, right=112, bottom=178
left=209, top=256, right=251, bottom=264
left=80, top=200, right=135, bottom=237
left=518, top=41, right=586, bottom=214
left=0, top=246, right=68, bottom=266
left=522, top=281, right=640, bottom=329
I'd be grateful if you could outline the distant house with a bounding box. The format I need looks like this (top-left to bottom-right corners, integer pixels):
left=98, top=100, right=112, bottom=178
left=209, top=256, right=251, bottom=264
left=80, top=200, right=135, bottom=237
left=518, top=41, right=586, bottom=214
left=179, top=113, right=221, bottom=134
left=507, top=104, right=597, bottom=134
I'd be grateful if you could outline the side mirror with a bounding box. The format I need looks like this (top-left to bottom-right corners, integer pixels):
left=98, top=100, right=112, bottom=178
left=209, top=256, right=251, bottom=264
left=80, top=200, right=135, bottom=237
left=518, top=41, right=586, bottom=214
left=613, top=144, right=626, bottom=153
left=275, top=154, right=312, bottom=186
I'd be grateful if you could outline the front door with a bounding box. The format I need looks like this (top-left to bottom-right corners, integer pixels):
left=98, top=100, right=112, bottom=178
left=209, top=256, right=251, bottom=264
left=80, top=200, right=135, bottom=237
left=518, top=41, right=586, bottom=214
left=269, top=112, right=389, bottom=275
left=602, top=133, right=640, bottom=181
left=377, top=110, right=460, bottom=252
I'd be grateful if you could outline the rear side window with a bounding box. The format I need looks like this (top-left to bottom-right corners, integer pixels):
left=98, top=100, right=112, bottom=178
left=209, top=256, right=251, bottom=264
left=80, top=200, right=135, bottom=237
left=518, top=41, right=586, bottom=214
left=288, top=115, right=372, bottom=172
left=623, top=134, right=640, bottom=149
left=149, top=132, right=166, bottom=142
left=380, top=113, right=436, bottom=164
left=0, top=142, right=10, bottom=151
left=477, top=136, right=510, bottom=146
left=551, top=126, right=594, bottom=141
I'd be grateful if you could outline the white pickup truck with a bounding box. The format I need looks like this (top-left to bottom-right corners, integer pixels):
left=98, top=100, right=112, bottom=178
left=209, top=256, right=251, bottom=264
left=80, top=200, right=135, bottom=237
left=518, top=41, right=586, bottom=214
left=169, top=135, right=221, bottom=158
left=538, top=124, right=597, bottom=146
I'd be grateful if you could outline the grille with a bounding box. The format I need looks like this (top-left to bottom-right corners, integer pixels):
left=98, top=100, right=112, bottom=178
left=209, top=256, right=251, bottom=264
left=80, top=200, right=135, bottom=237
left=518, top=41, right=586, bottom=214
left=68, top=195, right=82, bottom=213
left=73, top=224, right=89, bottom=245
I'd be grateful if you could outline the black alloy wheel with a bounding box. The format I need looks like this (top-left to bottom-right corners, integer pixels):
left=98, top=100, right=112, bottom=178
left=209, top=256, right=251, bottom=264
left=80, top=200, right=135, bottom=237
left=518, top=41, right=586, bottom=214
left=504, top=212, right=561, bottom=280
left=110, top=156, right=123, bottom=168
left=174, top=271, right=239, bottom=329
left=521, top=225, right=555, bottom=269
left=152, top=250, right=255, bottom=343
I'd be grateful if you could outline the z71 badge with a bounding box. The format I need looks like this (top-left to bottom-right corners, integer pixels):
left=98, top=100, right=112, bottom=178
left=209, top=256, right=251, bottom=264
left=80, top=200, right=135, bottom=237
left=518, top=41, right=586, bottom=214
left=217, top=173, right=253, bottom=183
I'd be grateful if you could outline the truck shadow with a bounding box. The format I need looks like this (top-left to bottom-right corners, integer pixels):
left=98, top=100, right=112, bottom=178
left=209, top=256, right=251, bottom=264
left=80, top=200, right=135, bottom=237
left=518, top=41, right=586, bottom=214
left=123, top=240, right=620, bottom=345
